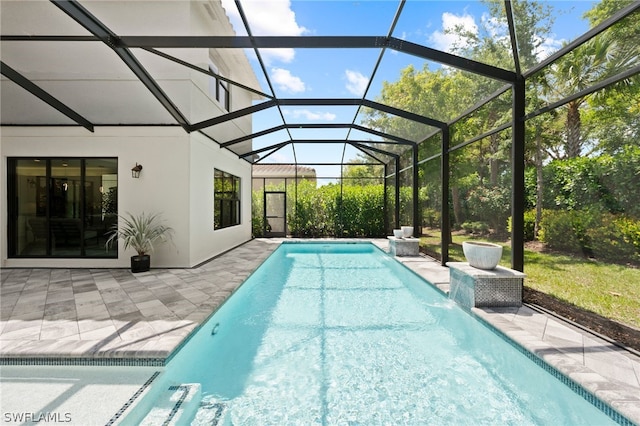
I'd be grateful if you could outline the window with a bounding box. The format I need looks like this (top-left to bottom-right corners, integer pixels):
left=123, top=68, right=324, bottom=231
left=7, top=158, right=118, bottom=258
left=209, top=63, right=230, bottom=111
left=214, top=169, right=240, bottom=229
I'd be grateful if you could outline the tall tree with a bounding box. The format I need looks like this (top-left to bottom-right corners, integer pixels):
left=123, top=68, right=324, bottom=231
left=365, top=0, right=559, bottom=230
left=454, top=0, right=554, bottom=72
left=342, top=153, right=385, bottom=186
left=542, top=36, right=618, bottom=157
left=583, top=0, right=640, bottom=154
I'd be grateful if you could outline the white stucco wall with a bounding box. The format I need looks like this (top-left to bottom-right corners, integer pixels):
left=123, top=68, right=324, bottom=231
left=1, top=127, right=185, bottom=268
left=189, top=132, right=252, bottom=266
left=0, top=0, right=260, bottom=268
left=1, top=126, right=252, bottom=269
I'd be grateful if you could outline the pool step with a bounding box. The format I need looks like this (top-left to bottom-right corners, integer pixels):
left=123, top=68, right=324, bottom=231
left=191, top=395, right=229, bottom=426
left=139, top=383, right=201, bottom=426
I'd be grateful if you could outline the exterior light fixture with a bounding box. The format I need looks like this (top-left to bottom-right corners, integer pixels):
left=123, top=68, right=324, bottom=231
left=131, top=163, right=143, bottom=178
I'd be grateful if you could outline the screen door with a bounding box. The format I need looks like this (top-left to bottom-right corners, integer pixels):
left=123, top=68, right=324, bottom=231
left=264, top=191, right=286, bottom=237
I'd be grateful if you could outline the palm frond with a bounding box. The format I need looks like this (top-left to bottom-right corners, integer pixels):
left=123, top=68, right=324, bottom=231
left=105, top=212, right=174, bottom=255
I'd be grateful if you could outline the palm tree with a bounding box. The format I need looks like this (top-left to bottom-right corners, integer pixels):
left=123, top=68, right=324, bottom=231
left=543, top=36, right=617, bottom=158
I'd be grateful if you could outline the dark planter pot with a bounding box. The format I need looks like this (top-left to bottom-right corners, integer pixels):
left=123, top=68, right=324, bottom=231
left=131, top=255, right=150, bottom=273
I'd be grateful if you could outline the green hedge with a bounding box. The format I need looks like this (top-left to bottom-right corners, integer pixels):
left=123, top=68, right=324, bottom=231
left=539, top=209, right=639, bottom=262
left=288, top=183, right=339, bottom=237
left=525, top=146, right=640, bottom=216
left=285, top=182, right=385, bottom=238
left=337, top=185, right=386, bottom=237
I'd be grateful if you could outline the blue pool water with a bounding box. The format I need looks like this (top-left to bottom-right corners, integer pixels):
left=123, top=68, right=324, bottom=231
left=128, top=242, right=619, bottom=425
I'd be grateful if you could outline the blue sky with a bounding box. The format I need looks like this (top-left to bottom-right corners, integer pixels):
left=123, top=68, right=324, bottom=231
left=221, top=0, right=597, bottom=181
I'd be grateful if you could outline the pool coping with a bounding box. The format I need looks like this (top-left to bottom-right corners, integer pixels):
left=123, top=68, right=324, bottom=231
left=472, top=307, right=640, bottom=425
left=390, top=248, right=640, bottom=425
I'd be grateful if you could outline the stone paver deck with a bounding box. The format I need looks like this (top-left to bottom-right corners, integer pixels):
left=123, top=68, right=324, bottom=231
left=1, top=238, right=639, bottom=424
left=0, top=239, right=280, bottom=363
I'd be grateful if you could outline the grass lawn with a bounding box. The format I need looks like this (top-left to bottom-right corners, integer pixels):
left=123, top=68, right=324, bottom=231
left=420, top=233, right=640, bottom=330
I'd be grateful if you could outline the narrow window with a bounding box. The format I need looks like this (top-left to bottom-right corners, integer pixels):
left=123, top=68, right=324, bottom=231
left=209, top=63, right=230, bottom=111
left=214, top=169, right=240, bottom=229
left=217, top=77, right=229, bottom=111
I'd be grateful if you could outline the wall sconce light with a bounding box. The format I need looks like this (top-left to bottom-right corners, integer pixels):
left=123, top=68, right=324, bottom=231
left=131, top=163, right=143, bottom=178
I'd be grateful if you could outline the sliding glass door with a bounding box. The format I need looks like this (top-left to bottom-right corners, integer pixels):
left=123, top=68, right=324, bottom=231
left=7, top=158, right=118, bottom=258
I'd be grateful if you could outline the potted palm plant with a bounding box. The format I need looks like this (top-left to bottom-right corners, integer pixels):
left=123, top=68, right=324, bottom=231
left=106, top=211, right=174, bottom=273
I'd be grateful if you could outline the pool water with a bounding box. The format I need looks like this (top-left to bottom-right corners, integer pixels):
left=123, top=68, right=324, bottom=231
left=127, top=242, right=618, bottom=425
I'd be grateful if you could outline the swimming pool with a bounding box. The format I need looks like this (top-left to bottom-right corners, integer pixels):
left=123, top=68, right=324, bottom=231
left=126, top=242, right=620, bottom=425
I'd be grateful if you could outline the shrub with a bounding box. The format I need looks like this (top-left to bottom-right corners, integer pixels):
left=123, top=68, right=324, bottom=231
left=422, top=208, right=441, bottom=228
left=252, top=215, right=265, bottom=237
left=542, top=157, right=616, bottom=213
left=464, top=185, right=510, bottom=233
left=251, top=189, right=265, bottom=237
left=587, top=213, right=638, bottom=261
left=286, top=182, right=385, bottom=238
left=597, top=145, right=640, bottom=217
left=332, top=185, right=384, bottom=237
left=616, top=216, right=640, bottom=254
left=539, top=210, right=588, bottom=253
left=537, top=148, right=640, bottom=216
left=461, top=221, right=490, bottom=235
left=507, top=209, right=537, bottom=242
left=540, top=209, right=639, bottom=262
left=290, top=191, right=336, bottom=237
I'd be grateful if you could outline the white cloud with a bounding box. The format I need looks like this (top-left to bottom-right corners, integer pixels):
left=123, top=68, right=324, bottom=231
left=283, top=109, right=337, bottom=121
left=535, top=35, right=565, bottom=61
left=429, top=12, right=478, bottom=53
left=481, top=13, right=507, bottom=39
left=221, top=0, right=307, bottom=64
left=271, top=68, right=306, bottom=93
left=344, top=70, right=369, bottom=97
